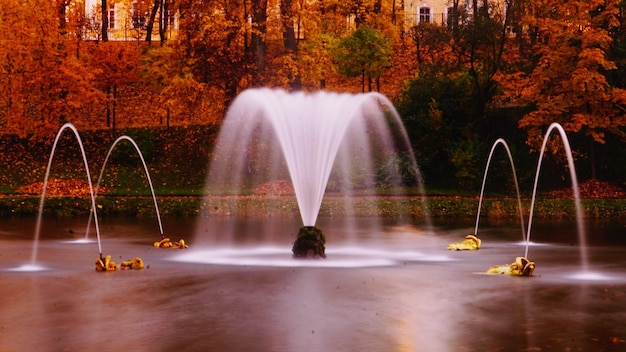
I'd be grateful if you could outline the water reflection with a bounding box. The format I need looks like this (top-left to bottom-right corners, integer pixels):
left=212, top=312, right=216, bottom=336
left=0, top=216, right=625, bottom=350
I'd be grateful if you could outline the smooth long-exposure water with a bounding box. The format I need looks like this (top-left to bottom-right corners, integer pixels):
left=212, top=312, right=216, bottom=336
left=1, top=216, right=625, bottom=351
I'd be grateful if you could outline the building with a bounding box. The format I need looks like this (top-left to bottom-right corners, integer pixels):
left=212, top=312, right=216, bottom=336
left=83, top=0, right=178, bottom=41
left=79, top=0, right=506, bottom=42
left=402, top=0, right=507, bottom=27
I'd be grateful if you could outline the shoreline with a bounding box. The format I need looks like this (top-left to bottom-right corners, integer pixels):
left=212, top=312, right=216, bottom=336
left=1, top=194, right=624, bottom=220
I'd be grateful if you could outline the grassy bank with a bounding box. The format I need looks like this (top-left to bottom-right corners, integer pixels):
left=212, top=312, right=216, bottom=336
left=1, top=125, right=624, bottom=221
left=2, top=195, right=624, bottom=221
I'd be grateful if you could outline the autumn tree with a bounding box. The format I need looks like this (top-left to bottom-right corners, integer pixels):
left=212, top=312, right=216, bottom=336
left=175, top=0, right=255, bottom=104
left=409, top=22, right=453, bottom=67
left=502, top=0, right=626, bottom=179
left=276, top=0, right=302, bottom=89
left=299, top=34, right=339, bottom=89
left=0, top=0, right=102, bottom=137
left=287, top=0, right=349, bottom=89
left=88, top=42, right=141, bottom=130
left=141, top=45, right=221, bottom=127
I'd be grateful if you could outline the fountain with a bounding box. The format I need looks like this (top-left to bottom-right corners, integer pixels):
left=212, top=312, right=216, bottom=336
left=474, top=138, right=526, bottom=241
left=1, top=112, right=625, bottom=348
left=525, top=122, right=609, bottom=280
left=86, top=135, right=164, bottom=240
left=208, top=88, right=426, bottom=224
left=176, top=88, right=435, bottom=265
left=86, top=135, right=187, bottom=250
left=8, top=123, right=103, bottom=271
left=475, top=124, right=601, bottom=277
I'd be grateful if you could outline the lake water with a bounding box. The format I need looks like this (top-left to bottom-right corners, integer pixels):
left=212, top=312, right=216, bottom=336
left=1, top=216, right=625, bottom=351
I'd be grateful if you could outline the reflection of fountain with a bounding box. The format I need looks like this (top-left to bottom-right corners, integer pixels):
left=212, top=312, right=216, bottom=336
left=2, top=217, right=626, bottom=350
left=197, top=88, right=430, bottom=256
left=86, top=135, right=164, bottom=240
left=15, top=123, right=103, bottom=271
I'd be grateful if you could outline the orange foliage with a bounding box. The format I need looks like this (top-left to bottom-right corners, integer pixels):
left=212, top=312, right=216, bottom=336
left=511, top=0, right=626, bottom=149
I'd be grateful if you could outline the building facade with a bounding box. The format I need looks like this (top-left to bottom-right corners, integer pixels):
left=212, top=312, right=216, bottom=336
left=84, top=0, right=178, bottom=41
left=79, top=0, right=505, bottom=42
left=402, top=0, right=506, bottom=27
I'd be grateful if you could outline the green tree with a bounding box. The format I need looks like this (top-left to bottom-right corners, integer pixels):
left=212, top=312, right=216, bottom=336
left=396, top=68, right=485, bottom=188
left=333, top=26, right=391, bottom=92
left=299, top=34, right=339, bottom=89
left=398, top=1, right=518, bottom=188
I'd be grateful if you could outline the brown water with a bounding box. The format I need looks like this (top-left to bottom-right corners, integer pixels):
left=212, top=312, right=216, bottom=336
left=1, top=217, right=625, bottom=351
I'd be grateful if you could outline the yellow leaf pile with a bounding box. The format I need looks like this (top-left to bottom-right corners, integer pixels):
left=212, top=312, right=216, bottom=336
left=252, top=180, right=294, bottom=196
left=16, top=179, right=108, bottom=197
left=547, top=180, right=626, bottom=199
left=153, top=238, right=188, bottom=249
left=447, top=234, right=481, bottom=251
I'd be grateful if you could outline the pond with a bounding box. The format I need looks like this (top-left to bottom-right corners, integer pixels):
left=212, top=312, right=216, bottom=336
left=1, top=216, right=625, bottom=351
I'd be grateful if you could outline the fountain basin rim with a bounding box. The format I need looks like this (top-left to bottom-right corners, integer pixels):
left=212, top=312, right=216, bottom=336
left=167, top=245, right=455, bottom=268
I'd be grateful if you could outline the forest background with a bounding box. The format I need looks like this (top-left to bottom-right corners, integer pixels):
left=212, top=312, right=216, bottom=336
left=1, top=0, right=626, bottom=205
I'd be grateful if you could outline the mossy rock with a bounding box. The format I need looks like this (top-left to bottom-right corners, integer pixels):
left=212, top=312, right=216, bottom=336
left=292, top=226, right=326, bottom=259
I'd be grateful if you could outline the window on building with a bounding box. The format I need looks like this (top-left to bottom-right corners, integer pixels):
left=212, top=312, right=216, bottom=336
left=505, top=25, right=518, bottom=37
left=419, top=7, right=431, bottom=23
left=446, top=6, right=455, bottom=27
left=166, top=10, right=176, bottom=28
left=108, top=8, right=115, bottom=29
left=132, top=2, right=147, bottom=29
left=466, top=0, right=490, bottom=19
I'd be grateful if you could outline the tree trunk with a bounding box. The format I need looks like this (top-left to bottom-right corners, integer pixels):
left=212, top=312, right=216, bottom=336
left=361, top=70, right=365, bottom=93
left=105, top=86, right=111, bottom=127
left=225, top=76, right=239, bottom=108
left=590, top=136, right=597, bottom=180
left=251, top=0, right=268, bottom=82
left=57, top=0, right=70, bottom=34
left=281, top=0, right=297, bottom=56
left=166, top=106, right=170, bottom=129
left=112, top=85, right=117, bottom=131
left=280, top=0, right=301, bottom=89
left=451, top=0, right=459, bottom=38
left=159, top=0, right=166, bottom=43
left=145, top=0, right=160, bottom=44
left=101, top=0, right=108, bottom=41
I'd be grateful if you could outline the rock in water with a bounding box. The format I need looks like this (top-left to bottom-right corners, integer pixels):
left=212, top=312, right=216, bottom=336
left=292, top=226, right=326, bottom=259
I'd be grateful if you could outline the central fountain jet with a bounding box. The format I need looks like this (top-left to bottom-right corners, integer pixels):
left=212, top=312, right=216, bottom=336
left=204, top=88, right=424, bottom=258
